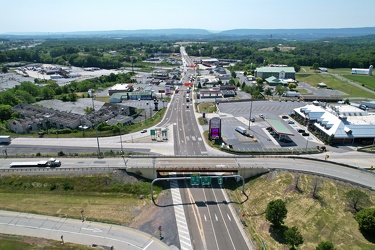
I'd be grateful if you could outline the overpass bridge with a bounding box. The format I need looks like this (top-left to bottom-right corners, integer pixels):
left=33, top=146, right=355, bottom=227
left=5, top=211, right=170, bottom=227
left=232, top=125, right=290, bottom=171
left=124, top=155, right=375, bottom=190
left=125, top=156, right=268, bottom=180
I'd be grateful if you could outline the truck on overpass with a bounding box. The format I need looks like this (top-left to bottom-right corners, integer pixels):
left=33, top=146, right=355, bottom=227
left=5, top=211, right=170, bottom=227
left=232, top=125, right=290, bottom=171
left=10, top=158, right=61, bottom=168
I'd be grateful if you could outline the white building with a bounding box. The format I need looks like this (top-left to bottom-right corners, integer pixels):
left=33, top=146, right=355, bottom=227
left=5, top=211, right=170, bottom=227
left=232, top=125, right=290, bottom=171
left=351, top=65, right=373, bottom=76
left=294, top=104, right=375, bottom=144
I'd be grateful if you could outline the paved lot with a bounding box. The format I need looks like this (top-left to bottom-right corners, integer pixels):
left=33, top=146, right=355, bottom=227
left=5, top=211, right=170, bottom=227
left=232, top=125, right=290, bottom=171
left=216, top=100, right=324, bottom=151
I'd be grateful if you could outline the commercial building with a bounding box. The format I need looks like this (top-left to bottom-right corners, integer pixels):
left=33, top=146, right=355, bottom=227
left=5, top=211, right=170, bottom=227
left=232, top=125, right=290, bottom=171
left=255, top=66, right=295, bottom=79
left=108, top=84, right=133, bottom=95
left=293, top=104, right=375, bottom=144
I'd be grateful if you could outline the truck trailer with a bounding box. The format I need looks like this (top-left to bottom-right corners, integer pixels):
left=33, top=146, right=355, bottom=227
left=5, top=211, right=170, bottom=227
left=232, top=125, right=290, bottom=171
left=10, top=158, right=61, bottom=168
left=0, top=136, right=11, bottom=145
left=282, top=91, right=301, bottom=98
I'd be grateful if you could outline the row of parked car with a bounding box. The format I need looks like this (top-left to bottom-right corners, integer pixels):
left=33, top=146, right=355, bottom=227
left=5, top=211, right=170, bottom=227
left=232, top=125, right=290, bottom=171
left=282, top=115, right=310, bottom=137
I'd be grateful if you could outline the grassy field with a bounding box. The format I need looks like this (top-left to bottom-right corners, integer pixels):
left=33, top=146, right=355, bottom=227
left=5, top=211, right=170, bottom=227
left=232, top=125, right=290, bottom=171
left=0, top=173, right=161, bottom=226
left=343, top=75, right=375, bottom=91
left=296, top=73, right=375, bottom=99
left=0, top=234, right=92, bottom=249
left=229, top=172, right=375, bottom=250
left=196, top=102, right=217, bottom=113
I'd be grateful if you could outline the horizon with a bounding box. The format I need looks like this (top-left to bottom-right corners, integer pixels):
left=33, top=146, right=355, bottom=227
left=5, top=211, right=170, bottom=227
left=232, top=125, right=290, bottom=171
left=1, top=0, right=375, bottom=34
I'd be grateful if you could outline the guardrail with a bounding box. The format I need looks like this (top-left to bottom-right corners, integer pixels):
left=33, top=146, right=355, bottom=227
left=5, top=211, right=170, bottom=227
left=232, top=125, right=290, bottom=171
left=0, top=167, right=125, bottom=173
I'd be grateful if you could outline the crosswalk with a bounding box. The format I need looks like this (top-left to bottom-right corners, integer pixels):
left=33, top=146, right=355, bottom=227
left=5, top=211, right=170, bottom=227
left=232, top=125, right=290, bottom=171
left=170, top=174, right=193, bottom=250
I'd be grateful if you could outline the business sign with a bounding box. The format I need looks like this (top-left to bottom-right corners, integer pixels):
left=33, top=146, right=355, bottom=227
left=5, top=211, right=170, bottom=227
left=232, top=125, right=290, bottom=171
left=209, top=117, right=221, bottom=140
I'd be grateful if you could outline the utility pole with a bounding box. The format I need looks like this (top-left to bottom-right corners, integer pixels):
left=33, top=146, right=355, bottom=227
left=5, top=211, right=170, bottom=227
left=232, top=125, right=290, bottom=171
left=91, top=95, right=101, bottom=158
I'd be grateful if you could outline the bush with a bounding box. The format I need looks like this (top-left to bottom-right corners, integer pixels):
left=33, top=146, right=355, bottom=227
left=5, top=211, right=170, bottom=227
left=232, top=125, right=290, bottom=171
left=316, top=241, right=335, bottom=250
left=49, top=184, right=58, bottom=191
left=63, top=183, right=74, bottom=191
left=265, top=199, right=287, bottom=227
left=355, top=208, right=375, bottom=233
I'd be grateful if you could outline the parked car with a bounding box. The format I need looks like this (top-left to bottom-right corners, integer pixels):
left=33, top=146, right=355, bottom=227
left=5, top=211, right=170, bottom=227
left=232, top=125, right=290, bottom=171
left=297, top=129, right=305, bottom=133
left=259, top=114, right=265, bottom=119
left=282, top=115, right=289, bottom=119
left=250, top=118, right=255, bottom=122
left=141, top=129, right=147, bottom=133
left=302, top=132, right=310, bottom=136
left=288, top=120, right=295, bottom=124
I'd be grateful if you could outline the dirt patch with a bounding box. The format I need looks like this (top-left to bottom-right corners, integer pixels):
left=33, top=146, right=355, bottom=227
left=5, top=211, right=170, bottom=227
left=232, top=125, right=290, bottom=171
left=130, top=189, right=180, bottom=248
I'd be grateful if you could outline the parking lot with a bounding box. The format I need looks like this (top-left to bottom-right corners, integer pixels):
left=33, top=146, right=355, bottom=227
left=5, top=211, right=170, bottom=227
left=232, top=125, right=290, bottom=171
left=217, top=100, right=322, bottom=151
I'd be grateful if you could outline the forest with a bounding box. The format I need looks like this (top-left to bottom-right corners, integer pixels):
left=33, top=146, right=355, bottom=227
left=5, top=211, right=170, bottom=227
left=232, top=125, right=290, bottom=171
left=0, top=35, right=374, bottom=71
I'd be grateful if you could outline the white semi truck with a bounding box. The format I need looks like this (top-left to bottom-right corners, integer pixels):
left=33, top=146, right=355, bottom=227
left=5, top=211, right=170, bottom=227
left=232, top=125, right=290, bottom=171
left=10, top=158, right=61, bottom=168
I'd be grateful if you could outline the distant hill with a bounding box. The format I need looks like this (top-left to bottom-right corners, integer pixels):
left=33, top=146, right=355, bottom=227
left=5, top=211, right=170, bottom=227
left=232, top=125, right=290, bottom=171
left=1, top=27, right=375, bottom=40
left=217, top=27, right=375, bottom=40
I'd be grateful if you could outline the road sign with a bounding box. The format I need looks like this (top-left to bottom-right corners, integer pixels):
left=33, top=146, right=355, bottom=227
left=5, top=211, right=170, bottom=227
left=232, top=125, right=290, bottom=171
left=191, top=173, right=200, bottom=186
left=201, top=176, right=211, bottom=185
left=218, top=177, right=223, bottom=185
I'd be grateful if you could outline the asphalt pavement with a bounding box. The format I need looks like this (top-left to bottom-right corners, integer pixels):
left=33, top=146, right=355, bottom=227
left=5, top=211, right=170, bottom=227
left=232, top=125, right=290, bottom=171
left=0, top=210, right=172, bottom=250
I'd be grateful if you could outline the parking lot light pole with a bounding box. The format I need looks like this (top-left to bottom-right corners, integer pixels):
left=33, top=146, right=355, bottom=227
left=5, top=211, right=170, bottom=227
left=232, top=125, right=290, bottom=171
left=248, top=99, right=253, bottom=130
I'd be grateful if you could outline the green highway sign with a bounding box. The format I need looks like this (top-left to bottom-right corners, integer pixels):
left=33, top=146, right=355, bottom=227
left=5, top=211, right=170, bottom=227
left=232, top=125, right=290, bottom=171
left=201, top=176, right=211, bottom=186
left=218, top=177, right=223, bottom=185
left=190, top=173, right=200, bottom=186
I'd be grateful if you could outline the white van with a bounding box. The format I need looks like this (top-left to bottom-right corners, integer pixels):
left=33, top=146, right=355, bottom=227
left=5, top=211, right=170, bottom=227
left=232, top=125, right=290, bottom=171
left=235, top=126, right=247, bottom=135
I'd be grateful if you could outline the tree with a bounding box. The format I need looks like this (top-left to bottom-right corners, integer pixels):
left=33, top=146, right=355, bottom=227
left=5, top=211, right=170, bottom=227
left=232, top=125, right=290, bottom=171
left=275, top=84, right=288, bottom=97
left=256, top=77, right=263, bottom=84
left=293, top=64, right=301, bottom=73
left=312, top=63, right=320, bottom=72
left=197, top=82, right=202, bottom=89
left=231, top=71, right=237, bottom=78
left=265, top=199, right=287, bottom=227
left=345, top=189, right=370, bottom=212
left=264, top=87, right=273, bottom=98
left=285, top=226, right=304, bottom=249
left=2, top=66, right=8, bottom=73
left=0, top=104, right=13, bottom=121
left=241, top=82, right=246, bottom=90
left=355, top=208, right=375, bottom=233
left=316, top=241, right=335, bottom=250
left=288, top=83, right=297, bottom=90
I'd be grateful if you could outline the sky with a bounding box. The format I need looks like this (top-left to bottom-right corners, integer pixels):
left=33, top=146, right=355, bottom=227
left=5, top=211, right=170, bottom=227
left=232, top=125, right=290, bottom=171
left=1, top=0, right=375, bottom=33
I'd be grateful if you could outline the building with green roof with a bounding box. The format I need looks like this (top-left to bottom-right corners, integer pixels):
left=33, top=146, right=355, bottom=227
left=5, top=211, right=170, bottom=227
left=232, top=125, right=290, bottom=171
left=255, top=67, right=295, bottom=80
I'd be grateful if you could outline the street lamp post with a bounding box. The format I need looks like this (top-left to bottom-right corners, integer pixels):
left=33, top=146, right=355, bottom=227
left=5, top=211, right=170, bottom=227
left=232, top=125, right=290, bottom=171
left=248, top=99, right=253, bottom=130
left=91, top=95, right=101, bottom=158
